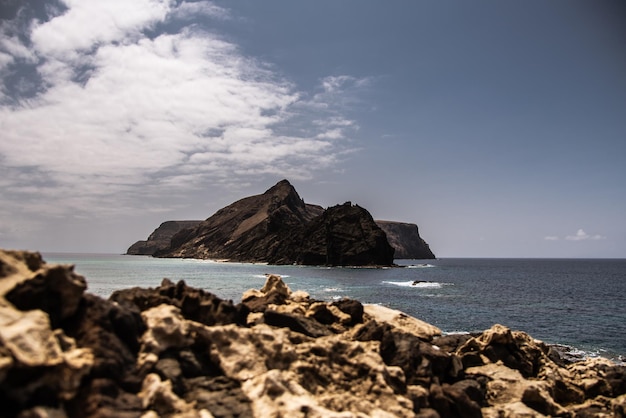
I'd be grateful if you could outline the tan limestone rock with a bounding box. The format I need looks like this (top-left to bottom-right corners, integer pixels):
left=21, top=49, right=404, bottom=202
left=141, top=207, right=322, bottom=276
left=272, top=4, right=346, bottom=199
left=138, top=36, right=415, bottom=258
left=138, top=373, right=214, bottom=417
left=196, top=323, right=298, bottom=381
left=0, top=307, right=63, bottom=367
left=140, top=304, right=192, bottom=355
left=363, top=304, right=441, bottom=341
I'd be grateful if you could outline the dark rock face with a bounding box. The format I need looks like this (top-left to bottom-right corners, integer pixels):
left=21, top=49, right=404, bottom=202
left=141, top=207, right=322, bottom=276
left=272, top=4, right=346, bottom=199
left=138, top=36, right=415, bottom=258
left=283, top=202, right=396, bottom=266
left=109, top=278, right=249, bottom=328
left=2, top=250, right=626, bottom=418
left=155, top=180, right=394, bottom=266
left=376, top=220, right=436, bottom=259
left=154, top=180, right=322, bottom=262
left=126, top=221, right=202, bottom=255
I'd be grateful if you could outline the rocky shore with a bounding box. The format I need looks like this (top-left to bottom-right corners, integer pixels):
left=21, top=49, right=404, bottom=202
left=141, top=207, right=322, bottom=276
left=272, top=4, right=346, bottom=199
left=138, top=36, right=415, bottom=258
left=1, top=249, right=625, bottom=417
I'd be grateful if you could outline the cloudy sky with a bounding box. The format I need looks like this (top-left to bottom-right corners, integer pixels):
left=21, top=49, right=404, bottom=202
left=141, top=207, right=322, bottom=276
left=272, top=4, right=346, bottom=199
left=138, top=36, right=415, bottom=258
left=1, top=1, right=624, bottom=258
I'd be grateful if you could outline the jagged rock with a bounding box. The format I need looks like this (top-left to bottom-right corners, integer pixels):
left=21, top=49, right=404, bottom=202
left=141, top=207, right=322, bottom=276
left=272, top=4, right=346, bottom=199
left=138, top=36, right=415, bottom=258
left=0, top=306, right=63, bottom=367
left=456, top=324, right=548, bottom=377
left=110, top=278, right=248, bottom=327
left=140, top=305, right=193, bottom=356
left=331, top=299, right=364, bottom=326
left=264, top=309, right=333, bottom=338
left=428, top=382, right=482, bottom=418
left=183, top=376, right=252, bottom=418
left=63, top=293, right=141, bottom=382
left=2, top=250, right=626, bottom=418
left=287, top=202, right=395, bottom=266
left=1, top=250, right=86, bottom=328
left=362, top=304, right=441, bottom=341
left=241, top=274, right=291, bottom=312
left=138, top=373, right=205, bottom=416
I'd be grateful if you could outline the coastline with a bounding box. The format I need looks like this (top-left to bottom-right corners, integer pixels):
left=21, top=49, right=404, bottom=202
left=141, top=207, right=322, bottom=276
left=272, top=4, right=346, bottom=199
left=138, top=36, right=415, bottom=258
left=2, top=249, right=626, bottom=417
left=41, top=252, right=626, bottom=363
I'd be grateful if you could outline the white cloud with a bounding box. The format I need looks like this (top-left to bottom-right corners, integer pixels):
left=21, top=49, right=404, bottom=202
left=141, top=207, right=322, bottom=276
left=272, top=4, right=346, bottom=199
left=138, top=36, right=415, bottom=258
left=320, top=75, right=371, bottom=94
left=544, top=236, right=559, bottom=241
left=30, top=0, right=173, bottom=57
left=0, top=35, right=37, bottom=63
left=316, top=129, right=345, bottom=140
left=0, top=1, right=367, bottom=222
left=169, top=1, right=230, bottom=20
left=565, top=229, right=606, bottom=241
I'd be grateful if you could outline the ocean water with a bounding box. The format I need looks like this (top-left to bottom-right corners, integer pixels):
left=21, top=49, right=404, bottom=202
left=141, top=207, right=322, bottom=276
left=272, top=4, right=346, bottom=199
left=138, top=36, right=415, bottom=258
left=43, top=254, right=626, bottom=362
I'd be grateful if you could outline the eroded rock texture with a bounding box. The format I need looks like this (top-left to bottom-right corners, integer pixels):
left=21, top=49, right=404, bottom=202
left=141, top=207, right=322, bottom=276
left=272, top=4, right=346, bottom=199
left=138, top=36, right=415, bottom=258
left=1, top=249, right=625, bottom=417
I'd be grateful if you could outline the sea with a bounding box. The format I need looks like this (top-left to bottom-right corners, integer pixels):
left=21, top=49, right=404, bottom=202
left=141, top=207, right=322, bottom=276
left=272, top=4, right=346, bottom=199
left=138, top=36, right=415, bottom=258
left=43, top=254, right=626, bottom=363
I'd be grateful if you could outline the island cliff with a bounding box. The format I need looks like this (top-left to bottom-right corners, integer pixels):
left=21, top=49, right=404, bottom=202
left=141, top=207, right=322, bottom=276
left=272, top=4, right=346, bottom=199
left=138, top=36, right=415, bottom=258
left=154, top=180, right=395, bottom=266
left=129, top=180, right=435, bottom=264
left=2, top=250, right=625, bottom=418
left=127, top=221, right=202, bottom=255
left=376, top=221, right=435, bottom=259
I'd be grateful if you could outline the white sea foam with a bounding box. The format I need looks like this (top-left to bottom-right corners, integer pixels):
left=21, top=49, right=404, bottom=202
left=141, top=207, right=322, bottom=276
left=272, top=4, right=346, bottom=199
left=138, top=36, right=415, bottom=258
left=382, top=280, right=446, bottom=288
left=253, top=274, right=290, bottom=279
left=442, top=331, right=472, bottom=336
left=406, top=264, right=436, bottom=269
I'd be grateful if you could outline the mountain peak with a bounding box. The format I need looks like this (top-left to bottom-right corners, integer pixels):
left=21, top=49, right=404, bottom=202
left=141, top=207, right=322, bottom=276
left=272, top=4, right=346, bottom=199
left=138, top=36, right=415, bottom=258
left=264, top=179, right=294, bottom=195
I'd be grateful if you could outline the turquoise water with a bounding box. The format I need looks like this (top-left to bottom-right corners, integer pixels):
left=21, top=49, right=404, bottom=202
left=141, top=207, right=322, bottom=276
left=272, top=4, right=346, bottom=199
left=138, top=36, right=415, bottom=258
left=44, top=253, right=626, bottom=362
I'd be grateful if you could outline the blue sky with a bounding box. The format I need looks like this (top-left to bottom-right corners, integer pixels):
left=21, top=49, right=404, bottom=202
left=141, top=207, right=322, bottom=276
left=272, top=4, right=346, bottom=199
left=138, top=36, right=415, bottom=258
left=1, top=1, right=624, bottom=257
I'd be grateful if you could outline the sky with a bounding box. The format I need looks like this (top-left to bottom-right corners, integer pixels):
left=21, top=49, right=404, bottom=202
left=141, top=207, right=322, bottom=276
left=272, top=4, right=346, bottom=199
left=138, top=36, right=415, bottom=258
left=1, top=1, right=625, bottom=258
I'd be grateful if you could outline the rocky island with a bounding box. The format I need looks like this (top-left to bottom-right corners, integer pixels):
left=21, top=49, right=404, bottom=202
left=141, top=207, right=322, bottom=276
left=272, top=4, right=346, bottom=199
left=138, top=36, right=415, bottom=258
left=1, top=249, right=625, bottom=417
left=128, top=180, right=435, bottom=265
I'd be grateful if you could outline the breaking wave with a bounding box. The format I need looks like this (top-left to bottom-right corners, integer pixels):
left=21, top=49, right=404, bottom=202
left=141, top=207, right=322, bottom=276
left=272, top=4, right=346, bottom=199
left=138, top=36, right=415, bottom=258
left=382, top=280, right=449, bottom=288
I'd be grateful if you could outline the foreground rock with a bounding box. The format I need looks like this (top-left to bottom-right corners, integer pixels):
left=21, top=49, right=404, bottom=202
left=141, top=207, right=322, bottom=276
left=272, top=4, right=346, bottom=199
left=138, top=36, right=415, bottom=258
left=1, top=249, right=625, bottom=417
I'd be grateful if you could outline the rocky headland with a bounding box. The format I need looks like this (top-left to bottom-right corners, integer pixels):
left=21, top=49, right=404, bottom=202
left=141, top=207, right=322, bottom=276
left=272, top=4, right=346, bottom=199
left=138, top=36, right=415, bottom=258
left=375, top=221, right=434, bottom=260
left=127, top=221, right=202, bottom=256
left=2, top=249, right=625, bottom=417
left=128, top=180, right=434, bottom=265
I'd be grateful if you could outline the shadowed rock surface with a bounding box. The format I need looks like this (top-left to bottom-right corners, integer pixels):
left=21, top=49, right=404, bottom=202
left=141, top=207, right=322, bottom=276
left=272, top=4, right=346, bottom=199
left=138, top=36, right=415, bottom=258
left=269, top=201, right=396, bottom=266
left=2, top=249, right=625, bottom=417
left=128, top=180, right=434, bottom=264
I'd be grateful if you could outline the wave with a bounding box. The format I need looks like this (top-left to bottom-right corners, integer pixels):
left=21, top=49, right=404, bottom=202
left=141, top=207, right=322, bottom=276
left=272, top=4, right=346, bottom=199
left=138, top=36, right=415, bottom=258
left=382, top=280, right=448, bottom=288
left=253, top=274, right=290, bottom=279
left=406, top=264, right=436, bottom=269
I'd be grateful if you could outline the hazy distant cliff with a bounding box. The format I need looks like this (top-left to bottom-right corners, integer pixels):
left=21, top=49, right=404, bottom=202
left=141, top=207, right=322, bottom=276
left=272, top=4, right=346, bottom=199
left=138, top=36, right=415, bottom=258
left=128, top=180, right=435, bottom=264
left=376, top=220, right=435, bottom=259
left=126, top=221, right=202, bottom=255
